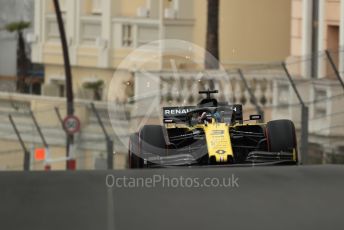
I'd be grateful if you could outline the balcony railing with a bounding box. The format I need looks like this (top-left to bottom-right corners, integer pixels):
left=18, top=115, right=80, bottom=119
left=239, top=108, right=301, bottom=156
left=158, top=71, right=274, bottom=109
left=132, top=70, right=279, bottom=122
left=112, top=17, right=159, bottom=49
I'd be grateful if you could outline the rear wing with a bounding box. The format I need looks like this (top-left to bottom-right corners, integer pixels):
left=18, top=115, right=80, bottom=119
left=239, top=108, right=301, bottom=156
left=162, top=104, right=243, bottom=123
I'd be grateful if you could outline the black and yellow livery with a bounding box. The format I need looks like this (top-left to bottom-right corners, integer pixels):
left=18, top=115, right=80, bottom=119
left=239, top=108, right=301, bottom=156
left=129, top=90, right=298, bottom=168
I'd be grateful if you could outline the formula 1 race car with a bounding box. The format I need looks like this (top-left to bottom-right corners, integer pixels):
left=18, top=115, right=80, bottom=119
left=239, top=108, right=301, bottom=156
left=128, top=90, right=298, bottom=168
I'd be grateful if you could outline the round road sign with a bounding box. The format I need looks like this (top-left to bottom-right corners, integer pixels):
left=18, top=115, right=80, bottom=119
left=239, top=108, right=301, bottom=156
left=63, top=115, right=81, bottom=134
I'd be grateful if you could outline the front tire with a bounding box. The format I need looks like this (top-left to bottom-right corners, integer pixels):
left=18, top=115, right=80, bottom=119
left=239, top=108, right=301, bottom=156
left=266, top=119, right=298, bottom=162
left=140, top=125, right=166, bottom=155
left=129, top=125, right=166, bottom=168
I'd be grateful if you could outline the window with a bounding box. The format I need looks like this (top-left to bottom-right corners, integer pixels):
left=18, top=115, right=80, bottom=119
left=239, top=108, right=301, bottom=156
left=58, top=84, right=65, bottom=97
left=326, top=25, right=339, bottom=79
left=59, top=0, right=67, bottom=13
left=122, top=25, right=133, bottom=47
left=92, top=0, right=103, bottom=15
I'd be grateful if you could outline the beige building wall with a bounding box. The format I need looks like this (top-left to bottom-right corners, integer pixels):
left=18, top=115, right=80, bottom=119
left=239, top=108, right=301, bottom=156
left=193, top=0, right=292, bottom=68
left=35, top=0, right=292, bottom=71
left=291, top=0, right=341, bottom=56
left=290, top=0, right=344, bottom=78
left=295, top=0, right=344, bottom=51
left=290, top=0, right=302, bottom=57
left=37, top=0, right=293, bottom=100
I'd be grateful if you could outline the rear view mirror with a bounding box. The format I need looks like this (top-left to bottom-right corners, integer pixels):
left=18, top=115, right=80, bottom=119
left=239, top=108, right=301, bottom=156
left=249, top=115, right=262, bottom=121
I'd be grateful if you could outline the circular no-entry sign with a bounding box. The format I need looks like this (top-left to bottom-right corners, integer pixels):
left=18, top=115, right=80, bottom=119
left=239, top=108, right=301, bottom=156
left=63, top=115, right=81, bottom=134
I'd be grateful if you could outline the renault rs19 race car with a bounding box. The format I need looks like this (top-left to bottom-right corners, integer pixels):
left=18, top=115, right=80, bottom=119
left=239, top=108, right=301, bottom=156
left=129, top=90, right=298, bottom=168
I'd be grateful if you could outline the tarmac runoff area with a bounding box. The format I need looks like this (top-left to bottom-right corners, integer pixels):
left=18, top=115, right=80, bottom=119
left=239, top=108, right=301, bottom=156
left=0, top=165, right=343, bottom=230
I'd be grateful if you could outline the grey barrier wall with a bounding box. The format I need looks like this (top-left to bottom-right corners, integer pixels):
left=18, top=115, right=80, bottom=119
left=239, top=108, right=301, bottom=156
left=0, top=165, right=344, bottom=230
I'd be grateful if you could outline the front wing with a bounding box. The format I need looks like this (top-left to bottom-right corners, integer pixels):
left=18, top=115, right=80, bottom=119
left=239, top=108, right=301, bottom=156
left=139, top=150, right=296, bottom=167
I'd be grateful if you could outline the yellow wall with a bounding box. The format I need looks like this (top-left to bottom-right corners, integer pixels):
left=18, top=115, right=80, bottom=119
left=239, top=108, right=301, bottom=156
left=42, top=0, right=292, bottom=69
left=0, top=140, right=25, bottom=171
left=193, top=0, right=292, bottom=67
left=117, top=0, right=147, bottom=17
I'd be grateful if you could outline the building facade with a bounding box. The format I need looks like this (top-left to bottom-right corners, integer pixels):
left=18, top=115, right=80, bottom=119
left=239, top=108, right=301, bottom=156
left=31, top=0, right=292, bottom=101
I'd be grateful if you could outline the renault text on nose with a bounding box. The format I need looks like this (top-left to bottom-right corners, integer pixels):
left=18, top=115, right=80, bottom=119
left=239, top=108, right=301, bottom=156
left=163, top=107, right=194, bottom=116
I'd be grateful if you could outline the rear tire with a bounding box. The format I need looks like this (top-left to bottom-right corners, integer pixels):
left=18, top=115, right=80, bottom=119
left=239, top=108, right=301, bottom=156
left=266, top=119, right=298, bottom=162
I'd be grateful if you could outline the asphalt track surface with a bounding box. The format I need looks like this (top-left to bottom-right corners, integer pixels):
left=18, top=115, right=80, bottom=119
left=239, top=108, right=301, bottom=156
left=0, top=165, right=344, bottom=230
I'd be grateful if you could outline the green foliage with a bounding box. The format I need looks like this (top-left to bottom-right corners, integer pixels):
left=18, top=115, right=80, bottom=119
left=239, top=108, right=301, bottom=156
left=83, top=80, right=104, bottom=90
left=5, top=21, right=31, bottom=33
